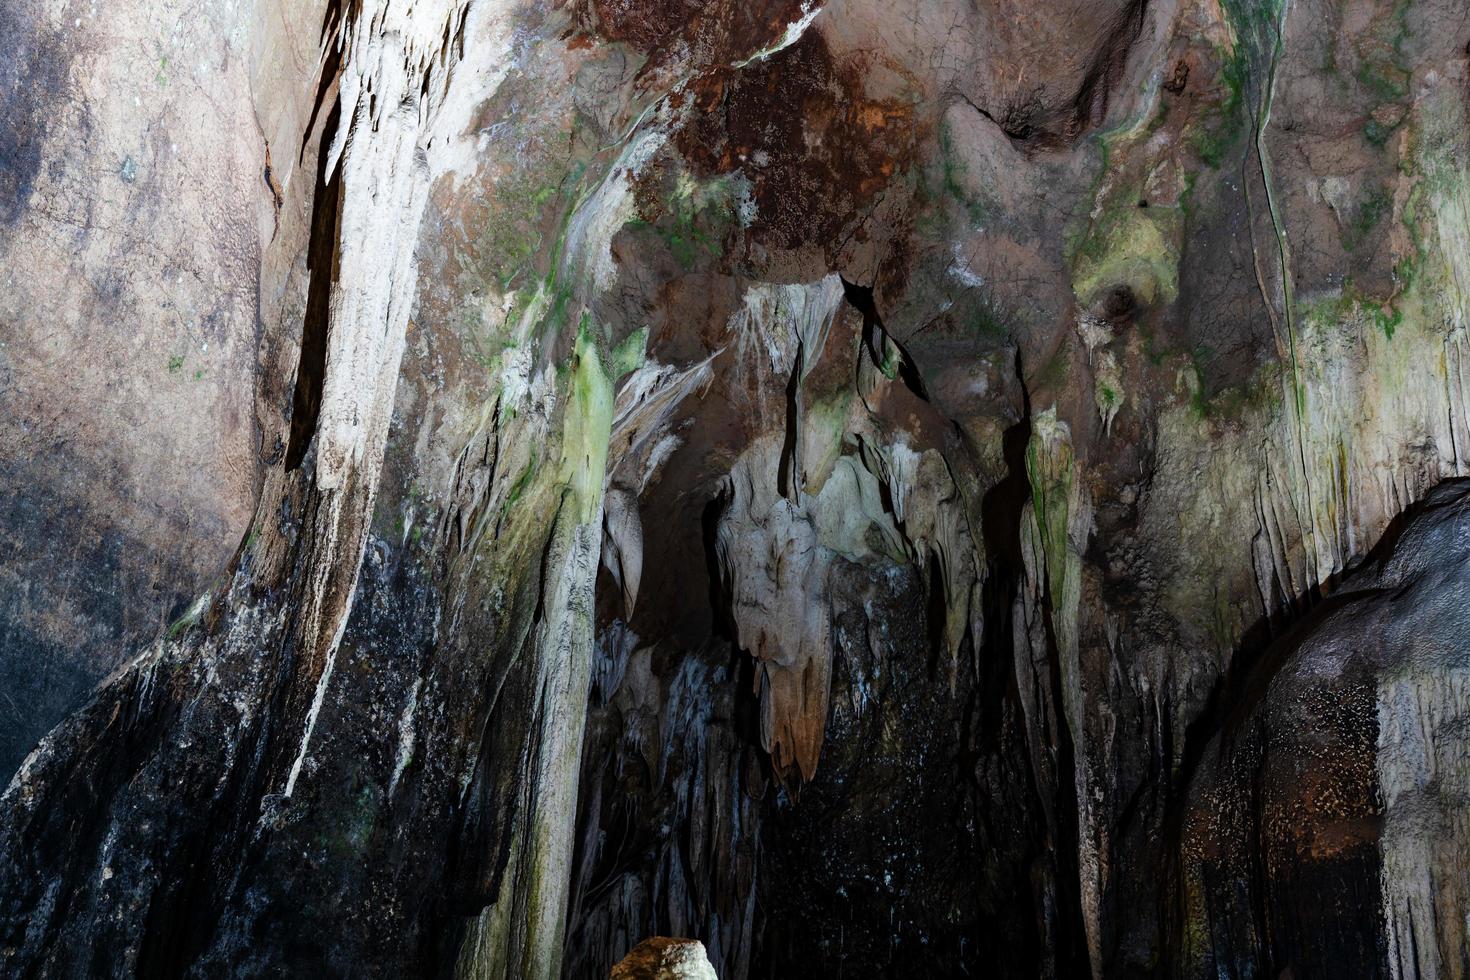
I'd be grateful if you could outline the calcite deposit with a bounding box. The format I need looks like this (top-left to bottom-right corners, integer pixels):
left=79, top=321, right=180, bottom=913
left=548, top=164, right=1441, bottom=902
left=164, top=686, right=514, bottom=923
left=2, top=0, right=1469, bottom=976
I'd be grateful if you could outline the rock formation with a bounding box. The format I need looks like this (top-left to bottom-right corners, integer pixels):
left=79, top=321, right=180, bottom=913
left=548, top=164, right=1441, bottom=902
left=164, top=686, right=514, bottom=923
left=1, top=0, right=1469, bottom=976
left=610, top=938, right=717, bottom=980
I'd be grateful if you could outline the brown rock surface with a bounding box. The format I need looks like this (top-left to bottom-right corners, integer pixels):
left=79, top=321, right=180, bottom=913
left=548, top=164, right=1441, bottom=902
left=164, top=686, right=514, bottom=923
left=611, top=937, right=719, bottom=980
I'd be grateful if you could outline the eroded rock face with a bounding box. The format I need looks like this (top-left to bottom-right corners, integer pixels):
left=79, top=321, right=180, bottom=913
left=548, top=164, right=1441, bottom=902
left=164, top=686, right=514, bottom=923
left=2, top=0, right=1470, bottom=978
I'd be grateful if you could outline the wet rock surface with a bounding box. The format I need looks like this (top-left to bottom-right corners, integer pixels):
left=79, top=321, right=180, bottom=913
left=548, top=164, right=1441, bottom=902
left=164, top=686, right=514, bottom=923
left=1, top=0, right=1470, bottom=978
left=1178, top=479, right=1470, bottom=978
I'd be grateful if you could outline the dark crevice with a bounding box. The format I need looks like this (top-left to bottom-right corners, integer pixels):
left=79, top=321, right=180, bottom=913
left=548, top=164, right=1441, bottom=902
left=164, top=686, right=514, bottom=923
left=923, top=550, right=948, bottom=672
left=840, top=276, right=930, bottom=402
left=284, top=99, right=344, bottom=473
left=700, top=486, right=768, bottom=777
left=971, top=349, right=1035, bottom=738
left=778, top=341, right=804, bottom=501
left=981, top=350, right=1033, bottom=577
left=1005, top=350, right=1093, bottom=978
left=301, top=0, right=350, bottom=165
left=993, top=348, right=1033, bottom=625
left=955, top=92, right=1051, bottom=151
left=701, top=489, right=736, bottom=643
left=963, top=349, right=1090, bottom=974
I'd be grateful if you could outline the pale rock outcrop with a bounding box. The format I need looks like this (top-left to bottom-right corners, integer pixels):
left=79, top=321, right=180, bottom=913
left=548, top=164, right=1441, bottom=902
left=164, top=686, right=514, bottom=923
left=715, top=436, right=833, bottom=781
left=716, top=426, right=981, bottom=781
left=611, top=937, right=719, bottom=980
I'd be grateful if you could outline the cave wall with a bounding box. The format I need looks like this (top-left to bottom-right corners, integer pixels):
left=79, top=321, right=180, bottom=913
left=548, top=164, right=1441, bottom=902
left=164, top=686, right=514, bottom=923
left=0, top=0, right=319, bottom=774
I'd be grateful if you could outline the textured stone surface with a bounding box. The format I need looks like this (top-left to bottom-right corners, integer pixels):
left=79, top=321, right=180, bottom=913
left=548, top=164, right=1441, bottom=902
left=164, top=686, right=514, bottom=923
left=0, top=0, right=288, bottom=775
left=1178, top=479, right=1470, bottom=977
left=610, top=937, right=718, bottom=980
